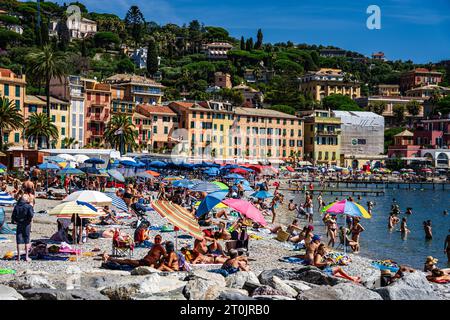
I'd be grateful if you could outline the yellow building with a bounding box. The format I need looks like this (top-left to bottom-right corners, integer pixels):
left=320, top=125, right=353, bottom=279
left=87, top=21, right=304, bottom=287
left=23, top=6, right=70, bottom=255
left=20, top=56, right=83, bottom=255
left=0, top=68, right=26, bottom=148
left=302, top=110, right=341, bottom=166
left=24, top=95, right=70, bottom=149
left=299, top=68, right=361, bottom=102
left=104, top=74, right=164, bottom=105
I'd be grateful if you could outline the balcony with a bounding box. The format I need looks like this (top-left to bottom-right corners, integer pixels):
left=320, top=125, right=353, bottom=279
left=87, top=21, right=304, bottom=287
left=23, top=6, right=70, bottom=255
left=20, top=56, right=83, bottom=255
left=90, top=129, right=105, bottom=137
left=131, top=88, right=163, bottom=96
left=316, top=129, right=341, bottom=135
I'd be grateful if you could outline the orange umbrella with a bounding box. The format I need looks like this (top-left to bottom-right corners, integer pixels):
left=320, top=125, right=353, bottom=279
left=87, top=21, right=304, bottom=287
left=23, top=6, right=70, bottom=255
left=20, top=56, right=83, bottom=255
left=151, top=200, right=204, bottom=240
left=146, top=170, right=160, bottom=177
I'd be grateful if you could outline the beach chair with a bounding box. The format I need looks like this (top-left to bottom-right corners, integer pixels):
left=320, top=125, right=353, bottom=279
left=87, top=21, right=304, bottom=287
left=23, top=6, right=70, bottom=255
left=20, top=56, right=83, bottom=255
left=112, top=230, right=134, bottom=258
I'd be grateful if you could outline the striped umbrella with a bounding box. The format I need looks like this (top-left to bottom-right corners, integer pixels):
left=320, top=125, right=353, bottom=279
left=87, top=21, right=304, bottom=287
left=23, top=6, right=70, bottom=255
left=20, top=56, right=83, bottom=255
left=104, top=193, right=128, bottom=212
left=211, top=181, right=229, bottom=190
left=48, top=201, right=106, bottom=218
left=0, top=192, right=16, bottom=205
left=189, top=182, right=222, bottom=193
left=151, top=200, right=203, bottom=240
left=321, top=199, right=371, bottom=219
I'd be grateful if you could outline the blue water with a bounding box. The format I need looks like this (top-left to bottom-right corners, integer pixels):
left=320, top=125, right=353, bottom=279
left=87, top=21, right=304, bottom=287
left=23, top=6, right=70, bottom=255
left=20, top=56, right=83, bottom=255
left=288, top=187, right=450, bottom=269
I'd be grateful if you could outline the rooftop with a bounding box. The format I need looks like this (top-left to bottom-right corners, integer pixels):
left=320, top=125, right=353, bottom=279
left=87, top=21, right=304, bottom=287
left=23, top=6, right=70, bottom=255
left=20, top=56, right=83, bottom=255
left=394, top=130, right=414, bottom=137
left=104, top=74, right=164, bottom=87
left=234, top=107, right=298, bottom=119
left=137, top=104, right=177, bottom=116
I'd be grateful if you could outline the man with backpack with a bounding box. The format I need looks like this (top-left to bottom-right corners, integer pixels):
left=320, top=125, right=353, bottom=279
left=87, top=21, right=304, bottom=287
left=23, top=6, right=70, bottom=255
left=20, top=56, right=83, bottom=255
left=11, top=194, right=35, bottom=261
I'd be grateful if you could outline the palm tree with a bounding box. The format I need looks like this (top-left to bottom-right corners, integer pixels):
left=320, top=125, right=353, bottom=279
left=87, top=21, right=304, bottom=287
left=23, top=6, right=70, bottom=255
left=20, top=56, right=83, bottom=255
left=0, top=97, right=24, bottom=150
left=24, top=113, right=59, bottom=150
left=104, top=114, right=138, bottom=154
left=26, top=45, right=67, bottom=117
left=61, top=137, right=78, bottom=149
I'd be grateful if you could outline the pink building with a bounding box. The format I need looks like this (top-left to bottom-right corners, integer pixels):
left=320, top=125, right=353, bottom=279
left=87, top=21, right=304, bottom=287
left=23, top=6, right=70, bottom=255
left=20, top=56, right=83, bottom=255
left=387, top=130, right=421, bottom=158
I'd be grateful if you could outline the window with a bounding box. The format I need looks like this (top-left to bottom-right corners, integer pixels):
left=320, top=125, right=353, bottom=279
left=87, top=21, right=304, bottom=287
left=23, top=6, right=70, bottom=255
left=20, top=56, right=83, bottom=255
left=79, top=128, right=82, bottom=141
left=14, top=133, right=20, bottom=143
left=15, top=100, right=20, bottom=110
left=51, top=115, right=56, bottom=122
left=4, top=84, right=9, bottom=96
left=61, top=128, right=66, bottom=136
left=153, top=127, right=157, bottom=134
left=28, top=105, right=37, bottom=113
left=192, top=112, right=196, bottom=118
left=72, top=128, right=76, bottom=139
left=15, top=85, right=20, bottom=97
left=190, top=121, right=195, bottom=128
left=79, top=115, right=83, bottom=127
left=164, top=127, right=168, bottom=134
left=72, top=115, right=76, bottom=127
left=153, top=116, right=158, bottom=121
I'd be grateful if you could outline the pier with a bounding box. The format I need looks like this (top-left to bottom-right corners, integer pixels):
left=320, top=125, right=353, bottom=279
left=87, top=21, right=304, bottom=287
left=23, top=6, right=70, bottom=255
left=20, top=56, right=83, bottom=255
left=286, top=180, right=449, bottom=191
left=281, top=188, right=386, bottom=196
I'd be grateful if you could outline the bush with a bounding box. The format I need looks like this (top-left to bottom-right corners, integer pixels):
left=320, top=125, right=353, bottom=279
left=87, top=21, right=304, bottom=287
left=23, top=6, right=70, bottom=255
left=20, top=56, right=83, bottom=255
left=269, top=104, right=296, bottom=115
left=322, top=94, right=362, bottom=111
left=94, top=32, right=120, bottom=48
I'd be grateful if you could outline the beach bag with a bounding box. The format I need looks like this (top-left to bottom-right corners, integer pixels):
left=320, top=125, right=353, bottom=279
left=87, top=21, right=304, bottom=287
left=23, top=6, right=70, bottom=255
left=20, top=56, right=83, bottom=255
left=276, top=229, right=290, bottom=242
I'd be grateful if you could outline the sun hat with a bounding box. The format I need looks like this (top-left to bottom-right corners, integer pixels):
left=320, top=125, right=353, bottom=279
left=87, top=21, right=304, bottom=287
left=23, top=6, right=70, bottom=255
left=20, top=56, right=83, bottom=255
left=425, top=256, right=438, bottom=265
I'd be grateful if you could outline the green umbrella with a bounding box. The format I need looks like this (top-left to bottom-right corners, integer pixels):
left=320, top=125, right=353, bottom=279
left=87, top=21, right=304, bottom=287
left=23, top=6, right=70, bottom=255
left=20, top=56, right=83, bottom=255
left=212, top=181, right=229, bottom=190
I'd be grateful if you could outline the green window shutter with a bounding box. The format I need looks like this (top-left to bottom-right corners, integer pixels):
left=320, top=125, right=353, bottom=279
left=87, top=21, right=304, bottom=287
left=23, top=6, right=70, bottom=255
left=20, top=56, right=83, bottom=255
left=14, top=133, right=20, bottom=143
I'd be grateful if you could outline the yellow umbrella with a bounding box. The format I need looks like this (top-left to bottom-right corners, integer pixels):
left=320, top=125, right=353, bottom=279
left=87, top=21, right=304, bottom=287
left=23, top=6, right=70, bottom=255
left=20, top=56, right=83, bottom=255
left=48, top=201, right=106, bottom=218
left=194, top=201, right=228, bottom=209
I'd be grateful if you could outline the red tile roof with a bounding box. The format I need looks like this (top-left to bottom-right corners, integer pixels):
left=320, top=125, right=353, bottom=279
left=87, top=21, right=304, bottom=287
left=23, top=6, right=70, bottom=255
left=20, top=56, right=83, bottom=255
left=137, top=104, right=176, bottom=116
left=0, top=68, right=13, bottom=77
left=169, top=101, right=196, bottom=109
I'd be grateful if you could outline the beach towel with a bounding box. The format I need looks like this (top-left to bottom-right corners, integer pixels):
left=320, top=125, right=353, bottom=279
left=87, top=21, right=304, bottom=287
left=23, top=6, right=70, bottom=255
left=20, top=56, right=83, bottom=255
left=325, top=252, right=351, bottom=266
left=149, top=226, right=161, bottom=231
left=371, top=260, right=400, bottom=273
left=279, top=256, right=307, bottom=264
left=428, top=278, right=450, bottom=284
left=0, top=269, right=16, bottom=275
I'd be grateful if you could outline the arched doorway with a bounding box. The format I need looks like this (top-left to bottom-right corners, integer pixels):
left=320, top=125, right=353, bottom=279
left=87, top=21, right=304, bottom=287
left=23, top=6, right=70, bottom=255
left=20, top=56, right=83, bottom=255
left=437, top=153, right=449, bottom=167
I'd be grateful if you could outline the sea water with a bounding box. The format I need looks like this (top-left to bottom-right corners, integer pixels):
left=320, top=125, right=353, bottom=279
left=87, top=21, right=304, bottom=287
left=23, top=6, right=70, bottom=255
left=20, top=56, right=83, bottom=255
left=280, top=187, right=450, bottom=269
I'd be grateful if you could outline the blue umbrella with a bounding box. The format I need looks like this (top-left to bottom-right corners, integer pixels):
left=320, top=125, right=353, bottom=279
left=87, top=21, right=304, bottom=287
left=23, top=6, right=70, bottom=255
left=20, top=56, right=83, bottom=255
left=189, top=182, right=222, bottom=193
left=222, top=164, right=239, bottom=170
left=46, top=156, right=65, bottom=163
left=149, top=160, right=167, bottom=168
left=173, top=179, right=195, bottom=188
left=135, top=161, right=146, bottom=168
left=196, top=191, right=228, bottom=218
left=57, top=168, right=85, bottom=175
left=236, top=179, right=250, bottom=186
left=120, top=160, right=138, bottom=167
left=204, top=167, right=220, bottom=176
left=201, top=161, right=220, bottom=168
left=250, top=190, right=274, bottom=199
left=80, top=166, right=100, bottom=175
left=84, top=158, right=105, bottom=165
left=107, top=169, right=125, bottom=182
left=104, top=193, right=128, bottom=212
left=224, top=173, right=244, bottom=179
left=38, top=163, right=60, bottom=170
left=0, top=163, right=6, bottom=170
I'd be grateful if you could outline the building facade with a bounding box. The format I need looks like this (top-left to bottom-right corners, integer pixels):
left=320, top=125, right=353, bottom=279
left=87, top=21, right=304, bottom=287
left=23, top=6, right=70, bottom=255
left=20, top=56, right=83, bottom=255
left=203, top=42, right=233, bottom=60
left=214, top=72, right=232, bottom=89
left=298, top=68, right=361, bottom=102
left=399, top=68, right=443, bottom=93
left=83, top=80, right=111, bottom=146
left=105, top=74, right=164, bottom=105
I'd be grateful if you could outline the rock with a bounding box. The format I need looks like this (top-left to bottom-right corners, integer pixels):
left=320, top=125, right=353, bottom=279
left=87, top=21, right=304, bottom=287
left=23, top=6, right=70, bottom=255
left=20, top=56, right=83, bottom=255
left=259, top=267, right=341, bottom=286
left=251, top=285, right=284, bottom=296
left=185, top=269, right=226, bottom=287
left=225, top=271, right=260, bottom=289
left=283, top=280, right=313, bottom=293
left=266, top=276, right=298, bottom=298
left=374, top=271, right=442, bottom=300
left=19, top=288, right=109, bottom=300
left=184, top=278, right=222, bottom=300
left=100, top=274, right=186, bottom=300
left=299, top=282, right=382, bottom=300
left=253, top=295, right=296, bottom=300
left=132, top=288, right=187, bottom=300
left=8, top=275, right=56, bottom=290
left=218, top=288, right=254, bottom=300
left=131, top=266, right=161, bottom=276
left=0, top=285, right=24, bottom=300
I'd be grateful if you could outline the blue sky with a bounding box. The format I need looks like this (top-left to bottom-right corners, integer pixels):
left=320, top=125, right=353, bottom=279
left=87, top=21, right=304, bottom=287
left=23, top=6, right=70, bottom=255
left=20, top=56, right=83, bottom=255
left=51, top=0, right=450, bottom=63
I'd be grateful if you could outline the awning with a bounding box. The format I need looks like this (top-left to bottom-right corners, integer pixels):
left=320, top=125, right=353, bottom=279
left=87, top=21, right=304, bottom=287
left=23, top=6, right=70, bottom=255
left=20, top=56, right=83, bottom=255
left=151, top=200, right=204, bottom=240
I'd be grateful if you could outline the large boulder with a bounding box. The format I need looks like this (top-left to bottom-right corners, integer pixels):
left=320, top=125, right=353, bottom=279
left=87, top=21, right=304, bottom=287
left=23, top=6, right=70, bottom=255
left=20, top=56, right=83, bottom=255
left=251, top=285, right=284, bottom=297
left=374, top=271, right=442, bottom=300
left=183, top=277, right=227, bottom=300
left=259, top=267, right=341, bottom=286
left=265, top=276, right=298, bottom=298
left=8, top=275, right=56, bottom=290
left=185, top=270, right=226, bottom=287
left=253, top=295, right=296, bottom=300
left=218, top=288, right=254, bottom=300
left=19, top=288, right=109, bottom=300
left=0, top=285, right=24, bottom=300
left=225, top=271, right=260, bottom=289
left=298, top=282, right=382, bottom=300
left=283, top=280, right=314, bottom=293
left=130, top=267, right=161, bottom=276
left=100, top=274, right=186, bottom=300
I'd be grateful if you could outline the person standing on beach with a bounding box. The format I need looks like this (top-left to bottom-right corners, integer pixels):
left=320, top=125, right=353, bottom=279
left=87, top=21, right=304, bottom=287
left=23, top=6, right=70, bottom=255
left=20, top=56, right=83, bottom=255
left=444, top=230, right=450, bottom=263
left=317, top=192, right=323, bottom=213
left=304, top=193, right=314, bottom=223
left=11, top=194, right=35, bottom=261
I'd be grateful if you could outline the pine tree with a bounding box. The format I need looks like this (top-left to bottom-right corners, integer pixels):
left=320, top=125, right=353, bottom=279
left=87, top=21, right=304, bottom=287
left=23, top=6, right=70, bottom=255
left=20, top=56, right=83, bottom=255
left=80, top=39, right=88, bottom=57
left=146, top=37, right=159, bottom=77
left=240, top=36, right=245, bottom=50
left=40, top=19, right=49, bottom=45
left=57, top=16, right=70, bottom=51
left=255, top=29, right=263, bottom=49
left=245, top=37, right=253, bottom=51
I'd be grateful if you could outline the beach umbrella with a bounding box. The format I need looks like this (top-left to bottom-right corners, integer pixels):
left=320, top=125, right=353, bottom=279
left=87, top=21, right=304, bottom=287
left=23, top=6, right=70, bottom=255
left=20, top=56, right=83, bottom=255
left=211, top=181, right=229, bottom=190
left=84, top=158, right=105, bottom=165
left=221, top=199, right=267, bottom=226
left=38, top=162, right=60, bottom=170
left=135, top=161, right=146, bottom=168
left=172, top=179, right=195, bottom=188
left=80, top=166, right=100, bottom=175
left=250, top=190, right=274, bottom=199
left=146, top=170, right=160, bottom=177
left=63, top=190, right=112, bottom=206
left=0, top=163, right=6, bottom=170
left=118, top=157, right=136, bottom=163
left=46, top=156, right=65, bottom=163
left=204, top=167, right=220, bottom=176
left=224, top=173, right=244, bottom=179
left=149, top=160, right=167, bottom=168
left=189, top=182, right=222, bottom=193
left=136, top=171, right=155, bottom=179
left=120, top=160, right=138, bottom=167
left=49, top=201, right=104, bottom=218
left=194, top=201, right=228, bottom=209
left=285, top=166, right=295, bottom=172
left=57, top=154, right=76, bottom=162
left=107, top=169, right=125, bottom=182
left=0, top=192, right=16, bottom=205
left=57, top=168, right=84, bottom=176
left=392, top=171, right=400, bottom=175
left=74, top=155, right=90, bottom=163
left=104, top=193, right=128, bottom=212
left=322, top=199, right=371, bottom=219
left=195, top=191, right=228, bottom=218
left=230, top=168, right=248, bottom=175
left=163, top=176, right=183, bottom=181
left=151, top=200, right=204, bottom=240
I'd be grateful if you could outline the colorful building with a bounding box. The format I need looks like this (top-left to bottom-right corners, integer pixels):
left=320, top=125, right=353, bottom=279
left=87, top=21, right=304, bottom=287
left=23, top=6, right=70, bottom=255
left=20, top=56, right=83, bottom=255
left=387, top=130, right=420, bottom=159
left=0, top=68, right=26, bottom=148
left=203, top=42, right=233, bottom=60
left=298, top=68, right=361, bottom=102
left=214, top=72, right=232, bottom=89
left=105, top=74, right=164, bottom=105
left=83, top=80, right=111, bottom=146
left=399, top=68, right=443, bottom=93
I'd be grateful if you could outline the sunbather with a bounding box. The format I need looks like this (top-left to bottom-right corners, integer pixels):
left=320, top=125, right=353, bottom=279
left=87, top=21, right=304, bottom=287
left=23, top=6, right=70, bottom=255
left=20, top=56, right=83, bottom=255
left=221, top=249, right=249, bottom=273
left=314, top=244, right=361, bottom=283
left=157, top=241, right=179, bottom=271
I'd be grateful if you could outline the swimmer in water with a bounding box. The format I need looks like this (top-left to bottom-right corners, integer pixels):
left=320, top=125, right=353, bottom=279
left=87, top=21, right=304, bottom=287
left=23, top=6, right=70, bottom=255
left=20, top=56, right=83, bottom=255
left=405, top=207, right=413, bottom=215
left=444, top=210, right=448, bottom=216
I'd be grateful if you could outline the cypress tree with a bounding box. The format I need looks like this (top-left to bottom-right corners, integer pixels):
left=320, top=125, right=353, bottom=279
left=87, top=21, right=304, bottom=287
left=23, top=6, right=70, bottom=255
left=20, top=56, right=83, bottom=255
left=146, top=37, right=158, bottom=76
left=255, top=29, right=263, bottom=49
left=245, top=37, right=253, bottom=51
left=240, top=36, right=245, bottom=50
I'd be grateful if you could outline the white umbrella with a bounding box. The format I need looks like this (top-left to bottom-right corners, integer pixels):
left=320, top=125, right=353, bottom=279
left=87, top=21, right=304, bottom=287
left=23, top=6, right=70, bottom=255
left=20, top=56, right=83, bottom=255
left=118, top=157, right=136, bottom=163
left=57, top=154, right=77, bottom=162
left=74, top=154, right=90, bottom=163
left=63, top=190, right=112, bottom=206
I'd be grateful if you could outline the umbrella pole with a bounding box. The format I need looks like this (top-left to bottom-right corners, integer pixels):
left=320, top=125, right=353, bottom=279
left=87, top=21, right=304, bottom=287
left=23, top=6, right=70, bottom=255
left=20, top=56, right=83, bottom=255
left=175, top=230, right=178, bottom=251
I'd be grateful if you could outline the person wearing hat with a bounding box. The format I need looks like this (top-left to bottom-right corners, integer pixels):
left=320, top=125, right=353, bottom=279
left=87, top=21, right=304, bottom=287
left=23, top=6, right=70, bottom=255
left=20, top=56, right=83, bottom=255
left=424, top=256, right=438, bottom=272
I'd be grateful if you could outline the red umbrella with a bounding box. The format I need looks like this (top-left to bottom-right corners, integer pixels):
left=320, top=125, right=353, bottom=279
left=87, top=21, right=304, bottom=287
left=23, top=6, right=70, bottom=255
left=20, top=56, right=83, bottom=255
left=286, top=166, right=295, bottom=172
left=230, top=168, right=248, bottom=175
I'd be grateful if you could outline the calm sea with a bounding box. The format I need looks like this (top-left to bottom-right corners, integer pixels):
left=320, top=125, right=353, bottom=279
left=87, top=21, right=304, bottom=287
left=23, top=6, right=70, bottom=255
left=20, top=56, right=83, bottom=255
left=280, top=186, right=450, bottom=269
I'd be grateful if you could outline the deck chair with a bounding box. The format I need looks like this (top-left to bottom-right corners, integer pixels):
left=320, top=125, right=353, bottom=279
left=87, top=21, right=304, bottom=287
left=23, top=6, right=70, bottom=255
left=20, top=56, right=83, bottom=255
left=0, top=208, right=15, bottom=235
left=112, top=230, right=134, bottom=258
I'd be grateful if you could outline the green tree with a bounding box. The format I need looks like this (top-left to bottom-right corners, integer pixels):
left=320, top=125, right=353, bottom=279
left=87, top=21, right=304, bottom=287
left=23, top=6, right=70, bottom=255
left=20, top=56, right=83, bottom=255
left=24, top=113, right=59, bottom=149
left=322, top=94, right=362, bottom=111
left=435, top=96, right=450, bottom=115
left=26, top=45, right=67, bottom=117
left=117, top=57, right=135, bottom=73
left=146, top=37, right=159, bottom=76
left=61, top=137, right=78, bottom=149
left=254, top=29, right=263, bottom=49
left=0, top=97, right=24, bottom=151
left=56, top=15, right=70, bottom=51
left=392, top=104, right=406, bottom=124
left=124, top=5, right=145, bottom=48
left=104, top=114, right=138, bottom=154
left=94, top=32, right=120, bottom=49
left=367, top=101, right=386, bottom=115
left=269, top=104, right=296, bottom=115
left=406, top=100, right=421, bottom=117
left=0, top=29, right=22, bottom=48
left=240, top=36, right=245, bottom=50
left=245, top=38, right=253, bottom=51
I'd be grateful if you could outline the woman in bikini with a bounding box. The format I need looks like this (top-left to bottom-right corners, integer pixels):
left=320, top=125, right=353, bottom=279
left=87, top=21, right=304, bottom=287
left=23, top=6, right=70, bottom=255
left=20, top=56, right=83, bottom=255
left=351, top=217, right=365, bottom=253
left=314, top=244, right=361, bottom=283
left=327, top=216, right=338, bottom=248
left=158, top=241, right=179, bottom=272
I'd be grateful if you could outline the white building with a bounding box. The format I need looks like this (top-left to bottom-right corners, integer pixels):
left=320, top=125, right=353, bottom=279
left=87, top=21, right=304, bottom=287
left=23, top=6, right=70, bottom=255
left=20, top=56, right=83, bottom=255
left=332, top=111, right=386, bottom=168
left=420, top=149, right=450, bottom=168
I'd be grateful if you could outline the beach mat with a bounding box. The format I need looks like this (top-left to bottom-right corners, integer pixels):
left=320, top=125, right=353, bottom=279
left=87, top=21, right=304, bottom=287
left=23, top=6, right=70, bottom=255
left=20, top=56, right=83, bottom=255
left=0, top=269, right=16, bottom=275
left=279, top=256, right=307, bottom=264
